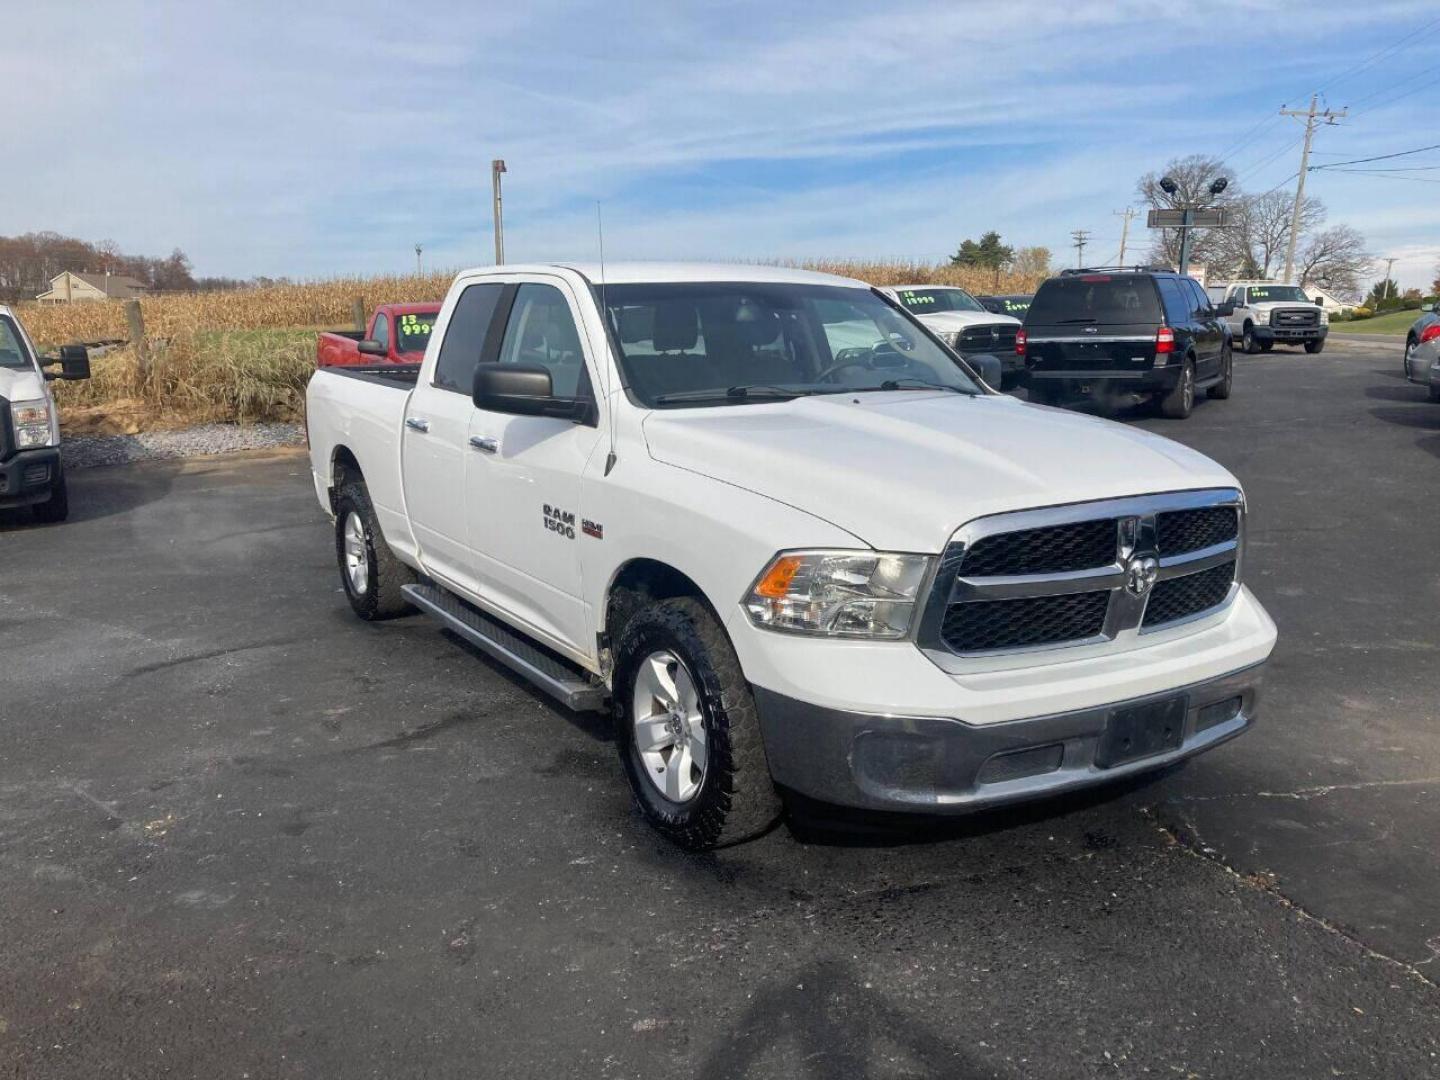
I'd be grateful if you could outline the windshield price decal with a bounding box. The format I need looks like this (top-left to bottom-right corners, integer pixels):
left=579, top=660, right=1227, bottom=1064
left=399, top=314, right=435, bottom=335
left=899, top=292, right=935, bottom=306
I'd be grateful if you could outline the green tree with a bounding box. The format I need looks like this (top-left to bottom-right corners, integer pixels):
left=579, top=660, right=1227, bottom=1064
left=950, top=231, right=1013, bottom=271
left=1366, top=278, right=1399, bottom=310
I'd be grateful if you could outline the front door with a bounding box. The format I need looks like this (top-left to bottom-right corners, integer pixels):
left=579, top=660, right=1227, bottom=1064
left=465, top=278, right=606, bottom=658
left=400, top=281, right=505, bottom=595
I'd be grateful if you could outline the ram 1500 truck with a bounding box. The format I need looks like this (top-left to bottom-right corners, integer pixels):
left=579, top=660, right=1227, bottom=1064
left=1213, top=282, right=1328, bottom=354
left=305, top=263, right=1276, bottom=850
left=316, top=303, right=442, bottom=368
left=0, top=305, right=91, bottom=522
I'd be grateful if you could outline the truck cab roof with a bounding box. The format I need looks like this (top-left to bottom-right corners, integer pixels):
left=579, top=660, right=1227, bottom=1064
left=470, top=262, right=869, bottom=289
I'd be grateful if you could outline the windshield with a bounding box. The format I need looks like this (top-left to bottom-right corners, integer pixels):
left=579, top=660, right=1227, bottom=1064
left=601, top=282, right=982, bottom=407
left=892, top=287, right=986, bottom=314
left=1245, top=286, right=1309, bottom=304
left=983, top=295, right=1031, bottom=316
left=1027, top=275, right=1162, bottom=325
left=396, top=309, right=441, bottom=353
left=0, top=316, right=34, bottom=370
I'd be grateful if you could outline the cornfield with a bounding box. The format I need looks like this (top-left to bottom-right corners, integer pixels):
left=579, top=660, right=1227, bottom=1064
left=23, top=260, right=1047, bottom=429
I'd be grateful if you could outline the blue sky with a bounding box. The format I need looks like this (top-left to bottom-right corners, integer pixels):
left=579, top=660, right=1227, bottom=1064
left=5, top=0, right=1437, bottom=289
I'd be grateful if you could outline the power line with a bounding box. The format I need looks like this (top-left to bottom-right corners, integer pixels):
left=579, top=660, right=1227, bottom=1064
left=1217, top=115, right=1284, bottom=165
left=1234, top=133, right=1307, bottom=183
left=1310, top=141, right=1440, bottom=171
left=1314, top=14, right=1440, bottom=96
left=1349, top=72, right=1440, bottom=119
left=1323, top=169, right=1440, bottom=184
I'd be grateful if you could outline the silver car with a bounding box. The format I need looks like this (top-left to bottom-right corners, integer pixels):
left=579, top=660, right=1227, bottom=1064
left=1404, top=304, right=1440, bottom=402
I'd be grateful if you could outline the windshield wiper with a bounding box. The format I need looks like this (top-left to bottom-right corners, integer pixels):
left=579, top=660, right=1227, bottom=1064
left=652, top=385, right=819, bottom=405
left=853, top=378, right=975, bottom=395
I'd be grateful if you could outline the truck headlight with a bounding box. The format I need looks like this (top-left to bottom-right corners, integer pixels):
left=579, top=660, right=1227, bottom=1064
left=744, top=550, right=932, bottom=638
left=1319, top=309, right=1329, bottom=325
left=10, top=399, right=53, bottom=449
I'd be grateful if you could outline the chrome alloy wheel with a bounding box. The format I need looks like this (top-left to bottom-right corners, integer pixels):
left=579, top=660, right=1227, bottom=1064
left=632, top=650, right=708, bottom=803
left=343, top=511, right=370, bottom=596
left=1181, top=363, right=1194, bottom=410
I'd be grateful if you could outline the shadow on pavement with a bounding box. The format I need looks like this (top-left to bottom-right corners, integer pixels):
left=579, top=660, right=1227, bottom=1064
left=0, top=462, right=180, bottom=531
left=1369, top=405, right=1440, bottom=431
left=1363, top=383, right=1429, bottom=403
left=697, top=958, right=990, bottom=1080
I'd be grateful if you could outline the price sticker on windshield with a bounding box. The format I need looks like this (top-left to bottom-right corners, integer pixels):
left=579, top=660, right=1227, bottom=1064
left=898, top=291, right=935, bottom=307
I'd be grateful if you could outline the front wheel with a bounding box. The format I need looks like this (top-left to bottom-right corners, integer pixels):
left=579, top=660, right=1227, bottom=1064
left=1404, top=337, right=1416, bottom=378
left=1158, top=359, right=1196, bottom=419
left=613, top=597, right=780, bottom=850
left=1305, top=339, right=1325, bottom=354
left=1241, top=324, right=1258, bottom=354
left=30, top=468, right=69, bottom=524
left=333, top=480, right=415, bottom=620
left=1207, top=345, right=1233, bottom=399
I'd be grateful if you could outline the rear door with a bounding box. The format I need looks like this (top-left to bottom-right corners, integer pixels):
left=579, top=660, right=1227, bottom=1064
left=1024, top=275, right=1160, bottom=378
left=400, top=281, right=505, bottom=595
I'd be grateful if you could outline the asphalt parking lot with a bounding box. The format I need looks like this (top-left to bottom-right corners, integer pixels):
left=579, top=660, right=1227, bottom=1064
left=2, top=337, right=1438, bottom=1079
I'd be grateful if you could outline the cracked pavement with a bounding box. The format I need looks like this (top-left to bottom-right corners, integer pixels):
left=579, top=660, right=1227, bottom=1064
left=1, top=340, right=1438, bottom=1078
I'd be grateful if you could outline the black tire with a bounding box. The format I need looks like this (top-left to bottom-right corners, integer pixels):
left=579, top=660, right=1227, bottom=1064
left=334, top=480, right=415, bottom=620
left=1207, top=344, right=1233, bottom=399
left=1304, top=339, right=1324, bottom=355
left=1404, top=337, right=1416, bottom=379
left=1158, top=358, right=1196, bottom=419
left=1241, top=323, right=1259, bottom=354
left=613, top=597, right=781, bottom=850
left=30, top=468, right=69, bottom=524
left=1259, top=340, right=1274, bottom=353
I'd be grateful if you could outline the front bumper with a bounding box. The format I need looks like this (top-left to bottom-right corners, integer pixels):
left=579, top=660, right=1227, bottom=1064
left=0, top=447, right=60, bottom=509
left=754, top=663, right=1261, bottom=814
left=1254, top=325, right=1327, bottom=345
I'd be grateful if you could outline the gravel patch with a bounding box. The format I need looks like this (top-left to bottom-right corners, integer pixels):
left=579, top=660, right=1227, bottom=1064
left=62, top=423, right=305, bottom=470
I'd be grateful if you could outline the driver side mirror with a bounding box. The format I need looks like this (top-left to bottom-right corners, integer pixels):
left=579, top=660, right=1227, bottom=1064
left=1214, top=302, right=1235, bottom=317
left=357, top=339, right=387, bottom=357
left=473, top=363, right=594, bottom=423
left=969, top=353, right=1003, bottom=388
left=43, top=344, right=91, bottom=381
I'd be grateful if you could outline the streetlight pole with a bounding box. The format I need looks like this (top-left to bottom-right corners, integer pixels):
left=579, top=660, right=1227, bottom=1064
left=491, top=159, right=507, bottom=265
left=415, top=243, right=423, bottom=276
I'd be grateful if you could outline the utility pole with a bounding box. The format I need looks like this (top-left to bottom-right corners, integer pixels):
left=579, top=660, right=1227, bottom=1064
left=1113, top=208, right=1137, bottom=265
left=1380, top=256, right=1397, bottom=303
left=1071, top=229, right=1090, bottom=268
left=1280, top=95, right=1346, bottom=284
left=491, top=159, right=508, bottom=265
left=415, top=243, right=423, bottom=276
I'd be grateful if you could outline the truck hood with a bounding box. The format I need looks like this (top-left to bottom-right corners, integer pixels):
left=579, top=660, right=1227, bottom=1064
left=915, top=310, right=1021, bottom=331
left=1249, top=302, right=1322, bottom=313
left=642, top=392, right=1237, bottom=552
left=0, top=366, right=45, bottom=403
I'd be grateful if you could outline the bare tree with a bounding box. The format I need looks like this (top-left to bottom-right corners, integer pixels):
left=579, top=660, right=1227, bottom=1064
left=1216, top=191, right=1325, bottom=279
left=1137, top=154, right=1239, bottom=267
left=1010, top=246, right=1051, bottom=279
left=1295, top=225, right=1371, bottom=301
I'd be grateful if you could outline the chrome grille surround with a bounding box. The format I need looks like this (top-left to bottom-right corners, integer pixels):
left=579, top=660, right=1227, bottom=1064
left=916, top=488, right=1244, bottom=664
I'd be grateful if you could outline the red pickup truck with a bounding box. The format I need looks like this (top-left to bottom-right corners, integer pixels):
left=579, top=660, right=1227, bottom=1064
left=316, top=303, right=442, bottom=367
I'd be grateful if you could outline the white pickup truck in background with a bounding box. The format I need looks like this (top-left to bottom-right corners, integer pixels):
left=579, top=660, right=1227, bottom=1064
left=0, top=305, right=91, bottom=522
left=878, top=284, right=1023, bottom=387
left=305, top=263, right=1276, bottom=849
left=1209, top=282, right=1328, bottom=355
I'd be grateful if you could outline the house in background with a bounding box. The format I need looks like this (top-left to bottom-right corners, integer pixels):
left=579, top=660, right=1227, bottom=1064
left=35, top=271, right=149, bottom=303
left=1303, top=286, right=1354, bottom=315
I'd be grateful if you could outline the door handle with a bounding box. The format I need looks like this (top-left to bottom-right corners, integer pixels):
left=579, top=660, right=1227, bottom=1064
left=469, top=435, right=498, bottom=454
left=405, top=417, right=430, bottom=433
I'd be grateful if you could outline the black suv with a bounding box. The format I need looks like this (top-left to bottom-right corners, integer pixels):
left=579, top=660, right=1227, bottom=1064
left=1018, top=267, right=1233, bottom=419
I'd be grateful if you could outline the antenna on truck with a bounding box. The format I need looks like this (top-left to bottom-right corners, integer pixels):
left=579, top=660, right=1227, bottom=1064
left=598, top=201, right=618, bottom=476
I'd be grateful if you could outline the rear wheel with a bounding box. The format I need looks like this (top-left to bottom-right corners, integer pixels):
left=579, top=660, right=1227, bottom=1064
left=30, top=468, right=69, bottom=524
left=1158, top=358, right=1195, bottom=419
left=334, top=480, right=415, bottom=620
left=613, top=597, right=780, bottom=851
left=1207, top=344, right=1233, bottom=399
left=1305, top=339, right=1324, bottom=354
left=1404, top=337, right=1416, bottom=378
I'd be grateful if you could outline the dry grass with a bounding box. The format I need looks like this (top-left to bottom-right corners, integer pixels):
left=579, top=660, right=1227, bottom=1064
left=27, top=260, right=1047, bottom=430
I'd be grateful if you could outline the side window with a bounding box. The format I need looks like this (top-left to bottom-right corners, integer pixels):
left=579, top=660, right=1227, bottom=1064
left=1185, top=279, right=1210, bottom=316
left=1156, top=279, right=1190, bottom=325
left=1235, top=288, right=1247, bottom=307
left=495, top=284, right=590, bottom=399
left=433, top=283, right=504, bottom=392
left=371, top=313, right=390, bottom=349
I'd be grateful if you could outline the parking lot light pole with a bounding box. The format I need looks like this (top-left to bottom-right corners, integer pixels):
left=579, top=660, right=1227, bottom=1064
left=1163, top=176, right=1229, bottom=277
left=491, top=159, right=507, bottom=265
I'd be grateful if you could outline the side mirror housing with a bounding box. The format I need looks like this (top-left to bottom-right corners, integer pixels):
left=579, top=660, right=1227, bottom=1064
left=43, top=344, right=91, bottom=381
left=1214, top=302, right=1235, bottom=317
left=473, top=363, right=593, bottom=422
left=969, top=353, right=1003, bottom=388
left=357, top=339, right=387, bottom=357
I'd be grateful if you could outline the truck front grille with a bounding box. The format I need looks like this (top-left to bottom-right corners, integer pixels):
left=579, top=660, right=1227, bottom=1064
left=1272, top=308, right=1318, bottom=328
left=920, top=490, right=1243, bottom=658
left=956, top=323, right=1018, bottom=355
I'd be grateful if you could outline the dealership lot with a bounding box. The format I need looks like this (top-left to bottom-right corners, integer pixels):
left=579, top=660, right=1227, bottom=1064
left=2, top=338, right=1437, bottom=1077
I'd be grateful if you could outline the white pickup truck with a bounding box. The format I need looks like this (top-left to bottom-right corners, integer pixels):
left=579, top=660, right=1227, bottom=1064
left=0, top=304, right=91, bottom=522
left=878, top=284, right=1023, bottom=387
left=1211, top=282, right=1328, bottom=354
left=305, top=263, right=1276, bottom=849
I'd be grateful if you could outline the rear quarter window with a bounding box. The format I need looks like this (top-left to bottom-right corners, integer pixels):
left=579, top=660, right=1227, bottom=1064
left=1027, top=277, right=1161, bottom=325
